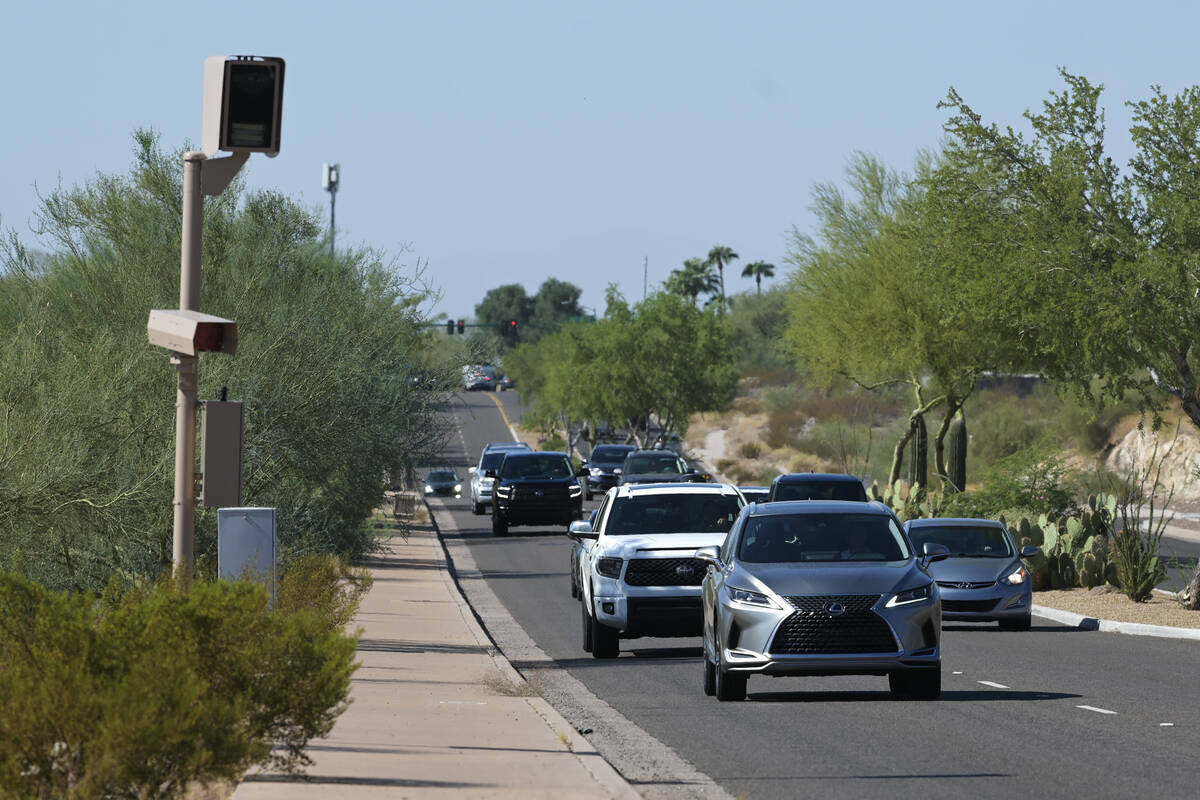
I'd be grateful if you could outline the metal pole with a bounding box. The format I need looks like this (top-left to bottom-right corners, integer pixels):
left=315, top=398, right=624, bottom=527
left=173, top=151, right=206, bottom=580
left=330, top=189, right=336, bottom=255
left=643, top=256, right=648, bottom=301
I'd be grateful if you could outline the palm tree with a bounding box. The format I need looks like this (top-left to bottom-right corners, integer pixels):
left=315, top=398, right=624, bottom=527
left=741, top=261, right=776, bottom=294
left=667, top=258, right=719, bottom=306
left=705, top=245, right=739, bottom=308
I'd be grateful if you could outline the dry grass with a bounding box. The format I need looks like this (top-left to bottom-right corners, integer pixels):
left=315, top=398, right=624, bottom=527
left=1035, top=588, right=1200, bottom=628
left=183, top=780, right=236, bottom=800
left=482, top=668, right=538, bottom=697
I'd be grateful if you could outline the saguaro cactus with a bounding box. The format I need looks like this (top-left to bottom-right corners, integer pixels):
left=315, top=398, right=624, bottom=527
left=907, top=415, right=928, bottom=488
left=945, top=411, right=967, bottom=492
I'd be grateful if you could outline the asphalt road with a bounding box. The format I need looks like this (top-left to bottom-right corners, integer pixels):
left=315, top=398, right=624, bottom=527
left=433, top=391, right=1199, bottom=799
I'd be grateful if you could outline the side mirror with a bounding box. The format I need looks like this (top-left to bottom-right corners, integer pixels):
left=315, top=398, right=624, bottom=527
left=1019, top=545, right=1040, bottom=558
left=921, top=542, right=950, bottom=565
left=568, top=520, right=598, bottom=541
left=695, top=545, right=722, bottom=568
left=468, top=466, right=477, bottom=474
left=484, top=469, right=496, bottom=478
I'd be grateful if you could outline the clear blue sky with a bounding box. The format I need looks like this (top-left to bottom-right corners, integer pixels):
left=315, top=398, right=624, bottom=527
left=3, top=1, right=1197, bottom=320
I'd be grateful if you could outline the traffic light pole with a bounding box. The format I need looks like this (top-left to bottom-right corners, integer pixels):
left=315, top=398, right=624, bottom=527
left=171, top=150, right=247, bottom=580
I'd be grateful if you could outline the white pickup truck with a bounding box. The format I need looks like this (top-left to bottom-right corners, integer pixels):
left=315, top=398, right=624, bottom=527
left=570, top=482, right=745, bottom=658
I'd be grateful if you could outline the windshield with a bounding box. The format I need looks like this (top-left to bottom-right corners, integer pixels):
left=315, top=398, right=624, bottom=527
left=908, top=525, right=1012, bottom=558
left=480, top=452, right=506, bottom=471
left=738, top=513, right=910, bottom=563
left=606, top=494, right=742, bottom=535
left=773, top=481, right=867, bottom=502
left=499, top=455, right=574, bottom=479
left=625, top=454, right=684, bottom=474
left=428, top=471, right=458, bottom=482
left=591, top=446, right=632, bottom=464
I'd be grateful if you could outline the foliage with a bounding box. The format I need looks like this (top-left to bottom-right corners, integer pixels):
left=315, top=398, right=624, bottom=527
left=705, top=245, right=739, bottom=307
left=665, top=258, right=719, bottom=306
left=941, top=446, right=1072, bottom=519
left=740, top=260, right=775, bottom=294
left=0, top=132, right=446, bottom=590
left=473, top=278, right=583, bottom=348
left=273, top=553, right=373, bottom=631
left=1109, top=439, right=1174, bottom=601
left=0, top=569, right=361, bottom=798
left=725, top=288, right=792, bottom=372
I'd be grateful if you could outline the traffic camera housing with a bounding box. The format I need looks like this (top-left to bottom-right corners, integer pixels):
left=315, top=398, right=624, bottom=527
left=202, top=55, right=285, bottom=157
left=147, top=310, right=239, bottom=356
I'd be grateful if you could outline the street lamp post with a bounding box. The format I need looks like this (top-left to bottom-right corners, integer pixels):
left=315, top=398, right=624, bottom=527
left=323, top=163, right=339, bottom=255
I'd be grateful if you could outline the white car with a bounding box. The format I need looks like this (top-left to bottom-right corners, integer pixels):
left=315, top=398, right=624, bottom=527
left=570, top=483, right=745, bottom=658
left=469, top=441, right=530, bottom=514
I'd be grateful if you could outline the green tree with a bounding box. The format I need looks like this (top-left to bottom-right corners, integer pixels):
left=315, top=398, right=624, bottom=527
left=474, top=283, right=532, bottom=340
left=706, top=245, right=739, bottom=308
left=665, top=258, right=719, bottom=306
left=527, top=278, right=584, bottom=339
left=740, top=260, right=775, bottom=294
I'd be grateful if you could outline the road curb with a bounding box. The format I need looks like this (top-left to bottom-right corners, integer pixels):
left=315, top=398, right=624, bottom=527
left=1033, top=604, right=1200, bottom=641
left=425, top=500, right=642, bottom=800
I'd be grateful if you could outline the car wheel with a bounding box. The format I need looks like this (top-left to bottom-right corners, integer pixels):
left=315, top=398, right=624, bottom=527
left=889, top=666, right=941, bottom=700
left=589, top=599, right=619, bottom=659
left=715, top=663, right=746, bottom=702
left=703, top=650, right=717, bottom=697
left=492, top=515, right=508, bottom=537
left=999, top=615, right=1032, bottom=631
left=580, top=598, right=594, bottom=652
left=471, top=496, right=481, bottom=515
left=570, top=571, right=578, bottom=599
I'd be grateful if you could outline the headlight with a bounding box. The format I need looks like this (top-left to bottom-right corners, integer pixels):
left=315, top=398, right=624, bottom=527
left=596, top=557, right=623, bottom=578
left=424, top=485, right=433, bottom=494
left=453, top=484, right=462, bottom=493
left=1000, top=566, right=1028, bottom=585
left=482, top=477, right=495, bottom=488
left=886, top=583, right=933, bottom=607
left=494, top=486, right=512, bottom=499
left=590, top=467, right=603, bottom=476
left=569, top=484, right=582, bottom=497
left=728, top=586, right=773, bottom=607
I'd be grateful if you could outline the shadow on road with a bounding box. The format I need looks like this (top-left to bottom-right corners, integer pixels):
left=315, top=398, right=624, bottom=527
left=748, top=689, right=1081, bottom=703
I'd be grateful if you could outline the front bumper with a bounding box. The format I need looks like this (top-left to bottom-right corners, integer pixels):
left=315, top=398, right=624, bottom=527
left=586, top=473, right=619, bottom=492
left=710, top=591, right=941, bottom=676
left=938, top=583, right=1031, bottom=621
left=591, top=588, right=703, bottom=638
left=495, top=497, right=583, bottom=527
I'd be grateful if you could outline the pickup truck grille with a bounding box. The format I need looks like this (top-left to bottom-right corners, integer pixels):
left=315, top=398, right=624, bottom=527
left=624, top=558, right=707, bottom=586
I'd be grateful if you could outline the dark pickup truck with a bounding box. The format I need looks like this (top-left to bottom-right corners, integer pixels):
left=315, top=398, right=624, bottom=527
left=488, top=451, right=586, bottom=536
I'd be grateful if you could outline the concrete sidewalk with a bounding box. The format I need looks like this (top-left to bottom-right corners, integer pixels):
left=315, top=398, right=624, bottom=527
left=234, top=521, right=638, bottom=799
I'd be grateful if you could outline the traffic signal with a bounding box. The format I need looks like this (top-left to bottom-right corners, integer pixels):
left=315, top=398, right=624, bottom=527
left=457, top=319, right=465, bottom=334
left=509, top=319, right=519, bottom=336
left=446, top=320, right=455, bottom=335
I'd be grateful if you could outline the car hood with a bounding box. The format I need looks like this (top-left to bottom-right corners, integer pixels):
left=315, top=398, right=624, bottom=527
left=600, top=532, right=727, bottom=557
left=927, top=557, right=1017, bottom=583
left=735, top=560, right=923, bottom=597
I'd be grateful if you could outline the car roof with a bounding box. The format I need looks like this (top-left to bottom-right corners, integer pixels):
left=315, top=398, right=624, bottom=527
left=906, top=517, right=1006, bottom=528
left=624, top=449, right=683, bottom=458
left=612, top=482, right=741, bottom=498
left=746, top=499, right=893, bottom=517
left=592, top=444, right=636, bottom=452
left=501, top=450, right=570, bottom=459
left=484, top=441, right=531, bottom=451
left=771, top=472, right=864, bottom=485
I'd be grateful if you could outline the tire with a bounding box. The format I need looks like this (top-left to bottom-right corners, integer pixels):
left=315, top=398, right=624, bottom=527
left=715, top=664, right=746, bottom=702
left=889, top=666, right=941, bottom=700
left=492, top=514, right=508, bottom=537
left=589, top=598, right=619, bottom=659
left=570, top=572, right=578, bottom=599
left=703, top=650, right=717, bottom=697
left=999, top=615, right=1032, bottom=631
left=581, top=599, right=594, bottom=653
left=471, top=496, right=482, bottom=515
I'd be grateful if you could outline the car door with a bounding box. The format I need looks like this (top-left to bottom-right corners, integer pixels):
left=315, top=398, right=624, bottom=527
left=579, top=493, right=612, bottom=606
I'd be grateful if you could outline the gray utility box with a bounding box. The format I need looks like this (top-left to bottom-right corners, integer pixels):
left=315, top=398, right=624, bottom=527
left=218, top=507, right=277, bottom=601
left=201, top=401, right=243, bottom=508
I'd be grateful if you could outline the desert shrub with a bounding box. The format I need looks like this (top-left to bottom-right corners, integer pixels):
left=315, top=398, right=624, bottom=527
left=942, top=447, right=1072, bottom=519
left=542, top=433, right=567, bottom=452
left=274, top=554, right=373, bottom=631
left=0, top=572, right=360, bottom=799
left=715, top=458, right=737, bottom=474
left=787, top=452, right=834, bottom=474
left=738, top=441, right=763, bottom=459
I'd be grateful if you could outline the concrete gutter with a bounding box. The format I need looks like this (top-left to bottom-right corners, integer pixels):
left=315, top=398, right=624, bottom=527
left=1033, top=605, right=1200, bottom=641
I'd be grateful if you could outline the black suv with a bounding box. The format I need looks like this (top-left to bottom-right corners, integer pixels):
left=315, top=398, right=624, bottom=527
left=618, top=450, right=709, bottom=485
left=582, top=443, right=637, bottom=499
left=767, top=472, right=868, bottom=502
left=488, top=451, right=585, bottom=536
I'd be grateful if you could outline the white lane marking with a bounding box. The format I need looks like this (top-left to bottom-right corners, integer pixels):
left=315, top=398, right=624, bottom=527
left=977, top=680, right=1009, bottom=689
left=1076, top=705, right=1118, bottom=715
left=440, top=700, right=488, bottom=705
left=952, top=671, right=963, bottom=675
left=1160, top=723, right=1175, bottom=727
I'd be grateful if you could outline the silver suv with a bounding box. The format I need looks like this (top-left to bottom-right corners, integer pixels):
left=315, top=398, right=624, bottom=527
left=469, top=441, right=530, bottom=514
left=570, top=483, right=744, bottom=659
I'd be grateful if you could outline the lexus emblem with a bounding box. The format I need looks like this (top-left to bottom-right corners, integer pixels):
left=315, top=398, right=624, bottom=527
left=823, top=601, right=846, bottom=616
left=676, top=564, right=695, bottom=577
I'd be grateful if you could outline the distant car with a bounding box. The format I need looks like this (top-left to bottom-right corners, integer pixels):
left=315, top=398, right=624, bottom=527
left=498, top=374, right=516, bottom=391
left=904, top=518, right=1039, bottom=631
left=488, top=451, right=585, bottom=536
left=423, top=469, right=462, bottom=497
left=469, top=442, right=531, bottom=514
left=617, top=450, right=708, bottom=485
left=767, top=473, right=868, bottom=502
left=583, top=443, right=637, bottom=499
left=737, top=486, right=770, bottom=504
left=570, top=482, right=745, bottom=658
left=462, top=364, right=499, bottom=391
left=698, top=500, right=949, bottom=701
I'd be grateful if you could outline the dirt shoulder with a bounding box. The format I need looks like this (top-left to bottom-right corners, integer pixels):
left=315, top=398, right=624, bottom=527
left=1035, top=588, right=1200, bottom=629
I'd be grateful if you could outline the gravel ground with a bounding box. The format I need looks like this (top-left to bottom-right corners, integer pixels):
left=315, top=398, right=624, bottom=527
left=1036, top=588, right=1200, bottom=628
